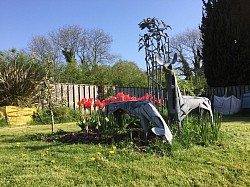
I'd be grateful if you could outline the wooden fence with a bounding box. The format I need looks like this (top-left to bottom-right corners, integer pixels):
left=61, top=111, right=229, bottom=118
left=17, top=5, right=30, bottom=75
left=50, top=83, right=250, bottom=109
left=115, top=86, right=148, bottom=98
left=203, top=85, right=250, bottom=99
left=51, top=83, right=99, bottom=110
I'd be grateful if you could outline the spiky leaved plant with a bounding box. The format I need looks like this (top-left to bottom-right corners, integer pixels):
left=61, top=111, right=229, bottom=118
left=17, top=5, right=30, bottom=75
left=0, top=49, right=45, bottom=107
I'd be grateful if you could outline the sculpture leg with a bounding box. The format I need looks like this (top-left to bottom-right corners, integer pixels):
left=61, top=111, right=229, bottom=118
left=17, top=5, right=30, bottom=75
left=177, top=120, right=182, bottom=135
left=167, top=113, right=174, bottom=130
left=177, top=113, right=182, bottom=135
left=209, top=108, right=214, bottom=129
left=113, top=110, right=123, bottom=129
left=168, top=113, right=182, bottom=135
left=140, top=115, right=149, bottom=143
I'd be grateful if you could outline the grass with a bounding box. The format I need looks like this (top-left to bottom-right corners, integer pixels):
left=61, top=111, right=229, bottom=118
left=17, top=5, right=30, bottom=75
left=0, top=116, right=249, bottom=187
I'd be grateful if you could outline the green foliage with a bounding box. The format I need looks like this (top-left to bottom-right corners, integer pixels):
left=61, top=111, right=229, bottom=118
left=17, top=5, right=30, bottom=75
left=177, top=75, right=207, bottom=96
left=76, top=107, right=142, bottom=144
left=31, top=106, right=81, bottom=125
left=0, top=118, right=9, bottom=127
left=177, top=78, right=196, bottom=96
left=201, top=0, right=250, bottom=86
left=76, top=110, right=105, bottom=133
left=0, top=49, right=46, bottom=107
left=54, top=60, right=147, bottom=88
left=87, top=64, right=113, bottom=86
left=111, top=60, right=148, bottom=87
left=174, top=113, right=222, bottom=148
left=59, top=60, right=83, bottom=84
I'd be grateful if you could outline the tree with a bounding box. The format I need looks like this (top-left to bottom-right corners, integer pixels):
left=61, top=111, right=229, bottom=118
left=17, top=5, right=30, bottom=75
left=48, top=25, right=83, bottom=64
left=28, top=35, right=61, bottom=63
left=87, top=64, right=112, bottom=86
left=28, top=25, right=115, bottom=67
left=170, top=28, right=207, bottom=90
left=111, top=61, right=147, bottom=87
left=59, top=60, right=83, bottom=84
left=78, top=28, right=115, bottom=67
left=27, top=25, right=116, bottom=84
left=28, top=35, right=62, bottom=83
left=200, top=0, right=250, bottom=87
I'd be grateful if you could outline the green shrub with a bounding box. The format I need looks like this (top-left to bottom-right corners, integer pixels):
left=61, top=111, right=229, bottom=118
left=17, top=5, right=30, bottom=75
left=0, top=49, right=46, bottom=107
left=31, top=106, right=81, bottom=125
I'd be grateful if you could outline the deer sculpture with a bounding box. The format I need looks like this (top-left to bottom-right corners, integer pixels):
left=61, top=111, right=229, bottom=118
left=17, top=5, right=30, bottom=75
left=156, top=54, right=214, bottom=134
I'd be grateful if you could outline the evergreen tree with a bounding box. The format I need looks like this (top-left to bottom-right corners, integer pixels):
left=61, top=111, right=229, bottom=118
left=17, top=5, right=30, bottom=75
left=200, top=0, right=250, bottom=87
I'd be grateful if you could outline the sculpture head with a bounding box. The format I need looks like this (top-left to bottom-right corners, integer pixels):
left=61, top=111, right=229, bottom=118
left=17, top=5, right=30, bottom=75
left=156, top=53, right=177, bottom=70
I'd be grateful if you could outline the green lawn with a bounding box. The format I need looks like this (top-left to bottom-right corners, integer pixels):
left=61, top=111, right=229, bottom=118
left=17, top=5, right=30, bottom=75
left=0, top=116, right=249, bottom=187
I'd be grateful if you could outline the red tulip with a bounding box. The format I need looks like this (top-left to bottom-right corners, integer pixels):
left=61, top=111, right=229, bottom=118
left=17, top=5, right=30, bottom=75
left=81, top=98, right=87, bottom=105
left=94, top=99, right=101, bottom=107
left=130, top=96, right=137, bottom=100
left=77, top=101, right=83, bottom=106
left=117, top=92, right=124, bottom=101
left=99, top=102, right=105, bottom=109
left=84, top=99, right=93, bottom=108
left=124, top=94, right=130, bottom=101
left=110, top=97, right=117, bottom=102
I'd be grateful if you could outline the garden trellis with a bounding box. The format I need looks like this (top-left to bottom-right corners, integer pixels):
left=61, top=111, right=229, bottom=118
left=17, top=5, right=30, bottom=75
left=138, top=17, right=172, bottom=110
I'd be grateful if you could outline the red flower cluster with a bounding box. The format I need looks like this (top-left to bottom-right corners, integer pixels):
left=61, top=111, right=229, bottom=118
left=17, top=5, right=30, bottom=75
left=77, top=92, right=164, bottom=109
left=93, top=99, right=105, bottom=109
left=77, top=98, right=93, bottom=108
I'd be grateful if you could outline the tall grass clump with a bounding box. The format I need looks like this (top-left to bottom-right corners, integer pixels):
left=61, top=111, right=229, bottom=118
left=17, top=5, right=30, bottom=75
left=174, top=113, right=222, bottom=148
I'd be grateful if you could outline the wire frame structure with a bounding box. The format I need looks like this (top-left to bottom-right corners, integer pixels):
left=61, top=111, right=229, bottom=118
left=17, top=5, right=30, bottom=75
left=138, top=17, right=171, bottom=110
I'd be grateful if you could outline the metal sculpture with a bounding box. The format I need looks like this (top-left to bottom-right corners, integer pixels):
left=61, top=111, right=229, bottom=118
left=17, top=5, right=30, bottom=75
left=139, top=17, right=214, bottom=134
left=105, top=100, right=173, bottom=144
left=157, top=56, right=214, bottom=132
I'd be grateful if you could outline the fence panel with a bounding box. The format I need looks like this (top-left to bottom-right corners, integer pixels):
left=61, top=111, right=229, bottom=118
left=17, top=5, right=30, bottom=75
left=49, top=84, right=250, bottom=109
left=115, top=87, right=148, bottom=98
left=204, top=85, right=250, bottom=99
left=73, top=85, right=79, bottom=110
left=54, top=84, right=62, bottom=102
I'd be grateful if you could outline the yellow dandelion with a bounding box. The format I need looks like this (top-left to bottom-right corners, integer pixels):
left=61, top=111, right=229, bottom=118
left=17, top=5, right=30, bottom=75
left=112, top=146, right=117, bottom=150
left=16, top=142, right=21, bottom=147
left=90, top=157, right=96, bottom=161
left=109, top=150, right=115, bottom=154
left=51, top=159, right=56, bottom=164
left=21, top=153, right=27, bottom=157
left=97, top=152, right=102, bottom=155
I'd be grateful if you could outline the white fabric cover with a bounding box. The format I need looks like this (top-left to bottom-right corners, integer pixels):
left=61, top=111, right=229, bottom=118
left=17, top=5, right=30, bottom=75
left=214, top=95, right=241, bottom=115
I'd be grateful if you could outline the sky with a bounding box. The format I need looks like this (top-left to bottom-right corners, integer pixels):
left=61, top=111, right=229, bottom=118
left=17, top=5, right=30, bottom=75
left=0, top=0, right=203, bottom=70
